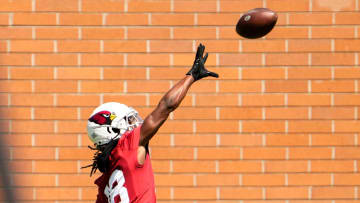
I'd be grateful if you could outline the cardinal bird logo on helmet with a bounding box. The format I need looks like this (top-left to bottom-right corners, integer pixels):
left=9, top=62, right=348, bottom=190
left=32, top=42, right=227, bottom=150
left=88, top=111, right=116, bottom=126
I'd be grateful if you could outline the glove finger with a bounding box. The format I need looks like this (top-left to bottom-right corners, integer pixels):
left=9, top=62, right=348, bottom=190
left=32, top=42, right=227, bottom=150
left=196, top=44, right=204, bottom=59
left=207, top=71, right=219, bottom=78
left=203, top=53, right=208, bottom=63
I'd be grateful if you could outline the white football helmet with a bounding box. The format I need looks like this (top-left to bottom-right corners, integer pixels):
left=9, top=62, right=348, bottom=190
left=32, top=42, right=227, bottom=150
left=87, top=102, right=143, bottom=146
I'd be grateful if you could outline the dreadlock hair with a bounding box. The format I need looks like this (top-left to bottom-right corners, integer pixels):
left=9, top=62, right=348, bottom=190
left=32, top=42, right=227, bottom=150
left=82, top=137, right=120, bottom=177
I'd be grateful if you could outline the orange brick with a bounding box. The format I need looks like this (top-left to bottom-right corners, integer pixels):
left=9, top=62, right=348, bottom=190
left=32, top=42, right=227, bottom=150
left=335, top=39, right=360, bottom=51
left=0, top=14, right=9, bottom=25
left=242, top=67, right=285, bottom=80
left=312, top=187, right=354, bottom=199
left=151, top=134, right=171, bottom=147
left=311, top=134, right=355, bottom=146
left=336, top=147, right=360, bottom=159
left=220, top=187, right=262, bottom=200
left=57, top=120, right=86, bottom=133
left=13, top=174, right=55, bottom=186
left=58, top=40, right=100, bottom=53
left=220, top=53, right=262, bottom=66
left=289, top=147, right=332, bottom=160
left=288, top=39, right=331, bottom=52
left=34, top=107, right=77, bottom=120
left=152, top=14, right=194, bottom=26
left=0, top=0, right=32, bottom=11
left=13, top=13, right=56, bottom=25
left=11, top=94, right=53, bottom=106
left=0, top=40, right=7, bottom=52
left=35, top=134, right=78, bottom=147
left=151, top=147, right=194, bottom=160
left=82, top=187, right=99, bottom=200
left=197, top=40, right=239, bottom=53
left=312, top=107, right=354, bottom=119
left=0, top=80, right=31, bottom=93
left=243, top=147, right=286, bottom=160
left=266, top=53, right=308, bottom=66
left=127, top=54, right=169, bottom=66
left=127, top=81, right=169, bottom=93
left=268, top=0, right=309, bottom=11
left=312, top=26, right=355, bottom=39
left=57, top=67, right=100, bottom=80
left=244, top=174, right=285, bottom=186
left=128, top=0, right=170, bottom=12
left=266, top=80, right=308, bottom=93
left=288, top=67, right=332, bottom=79
left=82, top=27, right=124, bottom=40
left=219, top=160, right=262, bottom=173
left=60, top=13, right=102, bottom=25
left=173, top=161, right=216, bottom=173
left=266, top=27, right=309, bottom=39
left=266, top=107, right=308, bottom=119
left=12, top=147, right=55, bottom=160
left=197, top=174, right=239, bottom=186
left=174, top=27, right=216, bottom=39
left=82, top=54, right=123, bottom=66
left=152, top=160, right=171, bottom=173
left=174, top=187, right=216, bottom=200
left=313, top=0, right=356, bottom=11
left=81, top=81, right=124, bottom=93
left=57, top=94, right=100, bottom=107
left=36, top=0, right=78, bottom=11
left=265, top=160, right=308, bottom=172
left=220, top=0, right=263, bottom=12
left=288, top=94, right=331, bottom=106
left=3, top=134, right=32, bottom=146
left=336, top=12, right=360, bottom=25
left=174, top=1, right=217, bottom=12
left=266, top=134, right=309, bottom=146
left=220, top=107, right=262, bottom=119
left=288, top=121, right=332, bottom=133
left=10, top=67, right=53, bottom=79
left=158, top=120, right=193, bottom=134
left=0, top=107, right=31, bottom=119
left=243, top=121, right=285, bottom=133
left=220, top=134, right=262, bottom=146
left=173, top=107, right=216, bottom=120
left=335, top=121, right=360, bottom=133
left=0, top=53, right=31, bottom=65
left=11, top=120, right=54, bottom=133
left=266, top=187, right=308, bottom=199
left=127, top=28, right=170, bottom=39
left=104, top=40, right=146, bottom=53
left=106, top=14, right=148, bottom=25
left=219, top=27, right=241, bottom=39
left=334, top=94, right=360, bottom=105
left=242, top=94, right=284, bottom=107
left=0, top=120, right=10, bottom=133
left=155, top=174, right=193, bottom=186
left=313, top=53, right=355, bottom=66
left=154, top=187, right=171, bottom=200
left=173, top=53, right=216, bottom=67
left=36, top=188, right=79, bottom=200
left=242, top=40, right=285, bottom=53
left=9, top=161, right=32, bottom=173
left=149, top=40, right=193, bottom=53
left=198, top=13, right=239, bottom=26
left=288, top=174, right=331, bottom=186
left=173, top=134, right=216, bottom=147
left=102, top=95, right=147, bottom=107
left=103, top=67, right=146, bottom=80
left=58, top=174, right=94, bottom=186
left=36, top=53, right=77, bottom=66
left=312, top=160, right=354, bottom=172
left=58, top=147, right=92, bottom=160
left=290, top=13, right=332, bottom=25
left=219, top=81, right=262, bottom=93
left=36, top=27, right=78, bottom=40
left=35, top=160, right=78, bottom=173
left=35, top=80, right=77, bottom=93
left=312, top=80, right=355, bottom=93
left=198, top=148, right=241, bottom=160
left=82, top=0, right=124, bottom=12
left=334, top=174, right=360, bottom=186
left=197, top=120, right=239, bottom=133
left=0, top=27, right=32, bottom=39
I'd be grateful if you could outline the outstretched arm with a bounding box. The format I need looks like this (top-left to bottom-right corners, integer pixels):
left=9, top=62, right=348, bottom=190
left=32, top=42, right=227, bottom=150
left=139, top=43, right=219, bottom=146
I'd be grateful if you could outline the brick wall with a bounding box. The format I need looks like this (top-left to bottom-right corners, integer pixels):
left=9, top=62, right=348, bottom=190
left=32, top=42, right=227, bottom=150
left=1, top=0, right=359, bottom=202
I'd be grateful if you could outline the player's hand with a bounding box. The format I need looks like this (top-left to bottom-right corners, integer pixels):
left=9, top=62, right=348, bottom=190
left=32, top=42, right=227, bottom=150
left=186, top=43, right=219, bottom=81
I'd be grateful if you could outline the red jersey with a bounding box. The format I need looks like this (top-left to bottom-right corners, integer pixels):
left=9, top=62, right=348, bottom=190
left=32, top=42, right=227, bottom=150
left=94, top=126, right=156, bottom=203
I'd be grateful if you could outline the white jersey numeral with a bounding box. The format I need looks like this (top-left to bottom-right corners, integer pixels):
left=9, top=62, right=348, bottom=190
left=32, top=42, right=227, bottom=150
left=104, top=169, right=130, bottom=203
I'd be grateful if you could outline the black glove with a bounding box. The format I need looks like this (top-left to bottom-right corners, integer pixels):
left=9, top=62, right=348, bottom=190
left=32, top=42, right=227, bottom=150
left=186, top=43, right=219, bottom=81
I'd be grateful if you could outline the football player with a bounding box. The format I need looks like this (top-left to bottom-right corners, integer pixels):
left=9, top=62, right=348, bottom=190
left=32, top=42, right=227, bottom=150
left=84, top=44, right=219, bottom=203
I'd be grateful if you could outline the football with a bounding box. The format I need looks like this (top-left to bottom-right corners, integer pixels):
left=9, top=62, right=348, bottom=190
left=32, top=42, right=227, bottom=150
left=236, top=8, right=278, bottom=39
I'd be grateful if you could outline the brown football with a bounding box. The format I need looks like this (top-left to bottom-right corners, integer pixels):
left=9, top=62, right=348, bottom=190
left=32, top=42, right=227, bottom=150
left=236, top=8, right=278, bottom=39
